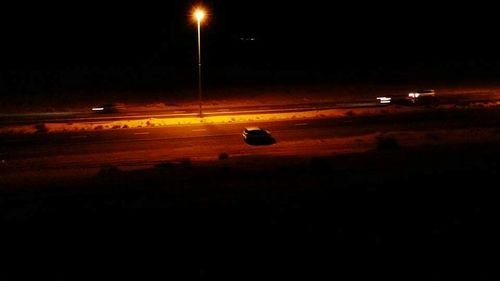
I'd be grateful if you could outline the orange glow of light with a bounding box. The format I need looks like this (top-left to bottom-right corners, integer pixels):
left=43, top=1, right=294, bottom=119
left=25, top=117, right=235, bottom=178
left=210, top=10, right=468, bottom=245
left=192, top=7, right=207, bottom=22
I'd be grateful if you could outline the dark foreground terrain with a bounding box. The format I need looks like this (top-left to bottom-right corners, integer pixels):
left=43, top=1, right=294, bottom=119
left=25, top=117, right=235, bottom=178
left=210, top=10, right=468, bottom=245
left=1, top=141, right=498, bottom=280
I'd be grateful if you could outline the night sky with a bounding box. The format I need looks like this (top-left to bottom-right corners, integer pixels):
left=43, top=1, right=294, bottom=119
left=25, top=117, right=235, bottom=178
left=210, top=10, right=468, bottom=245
left=1, top=1, right=500, bottom=93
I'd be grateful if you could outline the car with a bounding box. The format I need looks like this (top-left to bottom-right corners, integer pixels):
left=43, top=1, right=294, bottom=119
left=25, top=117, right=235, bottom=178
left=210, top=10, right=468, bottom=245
left=92, top=103, right=123, bottom=114
left=377, top=95, right=410, bottom=105
left=406, top=89, right=436, bottom=104
left=242, top=127, right=275, bottom=145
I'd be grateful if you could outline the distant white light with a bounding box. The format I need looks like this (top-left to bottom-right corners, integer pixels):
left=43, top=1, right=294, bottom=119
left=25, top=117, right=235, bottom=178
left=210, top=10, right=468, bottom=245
left=92, top=107, right=104, bottom=111
left=240, top=37, right=257, bottom=41
left=377, top=97, right=392, bottom=104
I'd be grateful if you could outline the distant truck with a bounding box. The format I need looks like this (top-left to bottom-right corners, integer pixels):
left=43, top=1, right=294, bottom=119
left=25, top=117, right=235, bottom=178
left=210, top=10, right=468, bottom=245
left=376, top=89, right=437, bottom=105
left=406, top=89, right=436, bottom=104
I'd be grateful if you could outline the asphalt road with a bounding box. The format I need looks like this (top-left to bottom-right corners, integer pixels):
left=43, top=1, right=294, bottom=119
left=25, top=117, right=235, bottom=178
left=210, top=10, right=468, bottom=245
left=2, top=107, right=499, bottom=174
left=0, top=101, right=382, bottom=125
left=1, top=91, right=498, bottom=125
left=0, top=118, right=370, bottom=170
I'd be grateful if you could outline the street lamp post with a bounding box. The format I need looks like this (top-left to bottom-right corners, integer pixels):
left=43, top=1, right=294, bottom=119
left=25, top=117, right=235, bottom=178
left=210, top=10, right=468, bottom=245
left=194, top=8, right=206, bottom=117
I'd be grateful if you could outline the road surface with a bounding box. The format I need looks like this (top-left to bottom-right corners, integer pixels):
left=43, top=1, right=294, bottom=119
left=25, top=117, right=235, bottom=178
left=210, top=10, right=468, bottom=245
left=1, top=107, right=499, bottom=176
left=1, top=91, right=498, bottom=126
left=0, top=101, right=383, bottom=125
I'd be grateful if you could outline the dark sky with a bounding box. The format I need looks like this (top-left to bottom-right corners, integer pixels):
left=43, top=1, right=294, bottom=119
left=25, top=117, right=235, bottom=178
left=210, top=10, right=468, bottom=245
left=1, top=1, right=499, bottom=71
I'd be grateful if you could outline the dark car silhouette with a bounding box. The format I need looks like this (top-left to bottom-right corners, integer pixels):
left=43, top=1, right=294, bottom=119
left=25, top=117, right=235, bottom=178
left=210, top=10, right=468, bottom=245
left=242, top=127, right=276, bottom=145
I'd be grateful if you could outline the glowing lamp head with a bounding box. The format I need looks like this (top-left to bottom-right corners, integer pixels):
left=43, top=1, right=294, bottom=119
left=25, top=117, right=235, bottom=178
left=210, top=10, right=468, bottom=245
left=194, top=9, right=206, bottom=22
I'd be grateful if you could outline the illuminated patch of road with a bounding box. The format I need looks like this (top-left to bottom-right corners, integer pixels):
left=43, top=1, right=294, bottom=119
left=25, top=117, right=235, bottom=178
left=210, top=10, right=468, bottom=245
left=192, top=129, right=207, bottom=132
left=58, top=133, right=243, bottom=146
left=295, top=123, right=309, bottom=126
left=134, top=132, right=151, bottom=135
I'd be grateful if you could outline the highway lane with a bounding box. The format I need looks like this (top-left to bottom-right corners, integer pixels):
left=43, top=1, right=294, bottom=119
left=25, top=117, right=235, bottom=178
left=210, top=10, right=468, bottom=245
left=1, top=90, right=498, bottom=126
left=0, top=119, right=366, bottom=160
left=2, top=106, right=499, bottom=147
left=1, top=107, right=500, bottom=173
left=0, top=101, right=382, bottom=125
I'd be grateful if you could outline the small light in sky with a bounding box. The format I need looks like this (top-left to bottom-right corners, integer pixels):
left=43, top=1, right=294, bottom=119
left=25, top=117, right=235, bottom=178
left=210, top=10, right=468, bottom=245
left=240, top=37, right=257, bottom=42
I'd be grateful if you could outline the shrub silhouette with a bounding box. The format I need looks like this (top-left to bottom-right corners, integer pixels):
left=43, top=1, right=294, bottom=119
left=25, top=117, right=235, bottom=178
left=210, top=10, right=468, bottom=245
left=376, top=135, right=401, bottom=150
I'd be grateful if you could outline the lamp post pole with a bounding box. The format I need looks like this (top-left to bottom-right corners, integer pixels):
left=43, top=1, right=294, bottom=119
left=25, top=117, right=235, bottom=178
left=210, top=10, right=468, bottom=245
left=197, top=17, right=202, bottom=117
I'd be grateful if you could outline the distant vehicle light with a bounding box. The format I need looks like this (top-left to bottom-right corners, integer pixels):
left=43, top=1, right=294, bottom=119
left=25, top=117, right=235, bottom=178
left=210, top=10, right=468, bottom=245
left=92, top=103, right=122, bottom=113
left=407, top=90, right=436, bottom=105
left=240, top=37, right=257, bottom=42
left=409, top=90, right=435, bottom=98
left=377, top=97, right=392, bottom=104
